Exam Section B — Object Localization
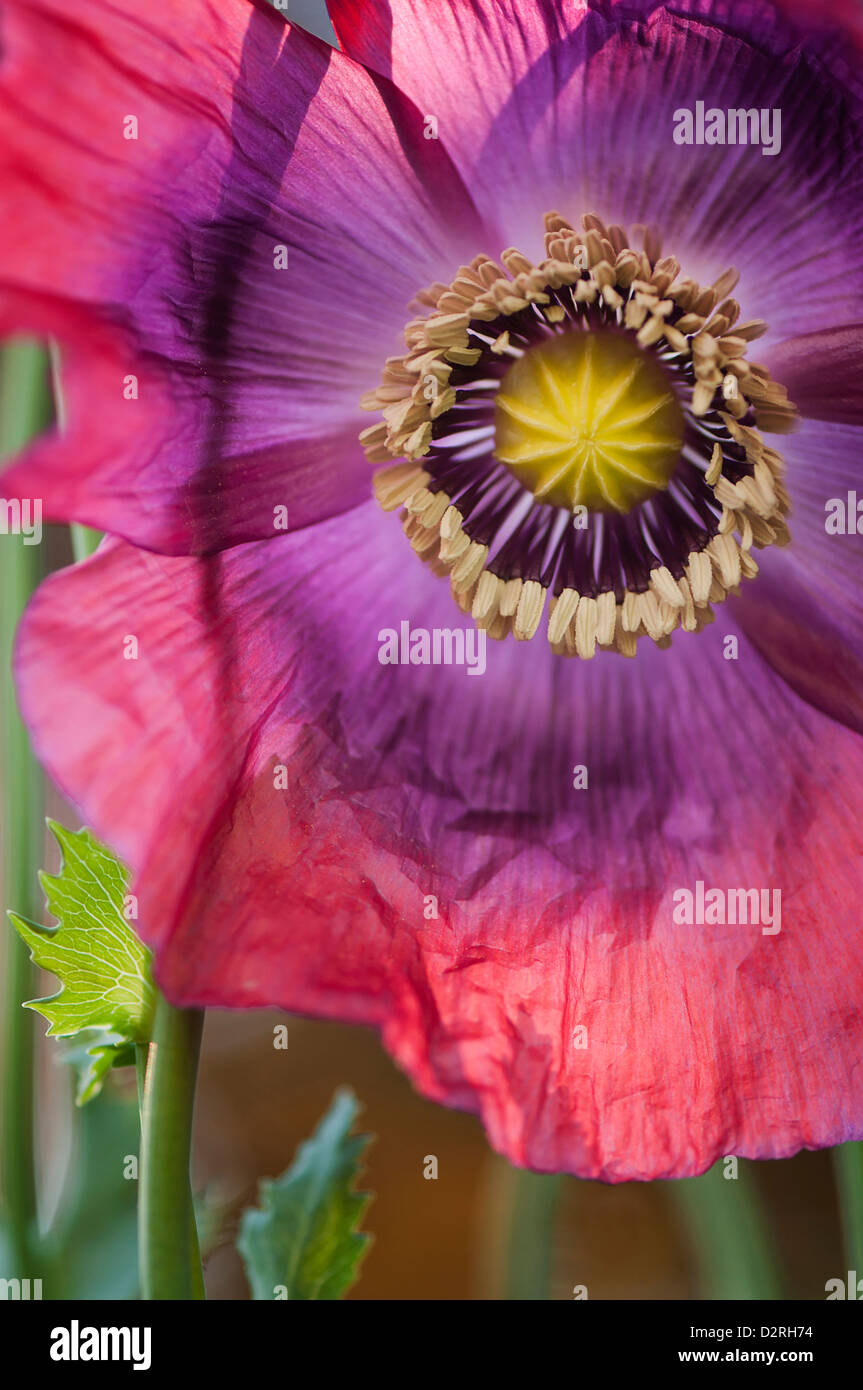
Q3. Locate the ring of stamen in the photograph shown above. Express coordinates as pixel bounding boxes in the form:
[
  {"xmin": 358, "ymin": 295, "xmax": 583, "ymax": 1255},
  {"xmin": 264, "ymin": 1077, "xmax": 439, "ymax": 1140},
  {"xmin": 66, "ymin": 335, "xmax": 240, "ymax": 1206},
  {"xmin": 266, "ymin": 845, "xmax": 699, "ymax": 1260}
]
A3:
[{"xmin": 362, "ymin": 211, "xmax": 794, "ymax": 659}]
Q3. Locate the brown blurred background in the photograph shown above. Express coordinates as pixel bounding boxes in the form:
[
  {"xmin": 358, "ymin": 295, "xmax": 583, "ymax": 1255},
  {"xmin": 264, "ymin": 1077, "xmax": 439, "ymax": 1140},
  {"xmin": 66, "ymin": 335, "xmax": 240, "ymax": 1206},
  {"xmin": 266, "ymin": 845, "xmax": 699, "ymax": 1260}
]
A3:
[{"xmin": 193, "ymin": 1006, "xmax": 843, "ymax": 1300}]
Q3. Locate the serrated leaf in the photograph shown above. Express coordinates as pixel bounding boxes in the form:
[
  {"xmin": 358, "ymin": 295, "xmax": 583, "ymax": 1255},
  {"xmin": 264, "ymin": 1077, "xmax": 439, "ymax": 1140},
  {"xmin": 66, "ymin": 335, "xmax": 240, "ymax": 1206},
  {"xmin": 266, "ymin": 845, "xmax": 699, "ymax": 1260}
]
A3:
[
  {"xmin": 8, "ymin": 823, "xmax": 154, "ymax": 1086},
  {"xmin": 238, "ymin": 1088, "xmax": 373, "ymax": 1301}
]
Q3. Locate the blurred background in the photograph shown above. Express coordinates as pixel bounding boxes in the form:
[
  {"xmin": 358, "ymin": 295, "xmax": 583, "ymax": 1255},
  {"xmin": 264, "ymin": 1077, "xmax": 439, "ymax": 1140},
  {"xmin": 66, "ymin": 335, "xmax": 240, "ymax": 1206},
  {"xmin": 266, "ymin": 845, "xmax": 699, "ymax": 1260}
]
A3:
[
  {"xmin": 0, "ymin": 0, "xmax": 859, "ymax": 1303},
  {"xmin": 1, "ymin": 873, "xmax": 853, "ymax": 1300}
]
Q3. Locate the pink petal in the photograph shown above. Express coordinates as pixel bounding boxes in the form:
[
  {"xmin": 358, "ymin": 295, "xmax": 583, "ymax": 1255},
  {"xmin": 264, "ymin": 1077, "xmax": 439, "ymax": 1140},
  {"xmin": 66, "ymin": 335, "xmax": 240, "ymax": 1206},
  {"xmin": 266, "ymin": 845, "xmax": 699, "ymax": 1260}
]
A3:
[
  {"xmin": 16, "ymin": 508, "xmax": 863, "ymax": 1178},
  {"xmin": 0, "ymin": 0, "xmax": 485, "ymax": 552}
]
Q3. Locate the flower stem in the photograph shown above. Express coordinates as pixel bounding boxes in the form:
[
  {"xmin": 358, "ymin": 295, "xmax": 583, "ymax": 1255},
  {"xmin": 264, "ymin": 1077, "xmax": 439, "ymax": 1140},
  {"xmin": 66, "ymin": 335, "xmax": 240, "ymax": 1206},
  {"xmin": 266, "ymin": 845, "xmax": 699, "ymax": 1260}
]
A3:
[
  {"xmin": 0, "ymin": 341, "xmax": 51, "ymax": 1277},
  {"xmin": 668, "ymin": 1160, "xmax": 783, "ymax": 1299},
  {"xmin": 139, "ymin": 995, "xmax": 205, "ymax": 1299},
  {"xmin": 134, "ymin": 1042, "xmax": 149, "ymax": 1112},
  {"xmin": 832, "ymin": 1142, "xmax": 863, "ymax": 1274},
  {"xmin": 502, "ymin": 1167, "xmax": 563, "ymax": 1300},
  {"xmin": 69, "ymin": 524, "xmax": 102, "ymax": 563}
]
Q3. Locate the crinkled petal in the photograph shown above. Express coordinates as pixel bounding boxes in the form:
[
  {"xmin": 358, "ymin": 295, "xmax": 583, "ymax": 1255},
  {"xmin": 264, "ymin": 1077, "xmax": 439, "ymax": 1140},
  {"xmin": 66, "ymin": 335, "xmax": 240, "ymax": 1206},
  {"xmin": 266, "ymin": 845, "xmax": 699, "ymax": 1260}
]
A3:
[
  {"xmin": 16, "ymin": 508, "xmax": 863, "ymax": 1179},
  {"xmin": 0, "ymin": 0, "xmax": 484, "ymax": 551},
  {"xmin": 329, "ymin": 0, "xmax": 863, "ymax": 351}
]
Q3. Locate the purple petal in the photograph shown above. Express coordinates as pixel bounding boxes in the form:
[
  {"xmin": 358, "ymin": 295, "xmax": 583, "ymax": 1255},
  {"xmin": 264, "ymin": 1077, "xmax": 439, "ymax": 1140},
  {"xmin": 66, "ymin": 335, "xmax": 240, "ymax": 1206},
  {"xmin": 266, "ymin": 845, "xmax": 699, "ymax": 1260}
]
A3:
[
  {"xmin": 0, "ymin": 0, "xmax": 485, "ymax": 552},
  {"xmin": 15, "ymin": 504, "xmax": 863, "ymax": 1177},
  {"xmin": 763, "ymin": 326, "xmax": 863, "ymax": 426},
  {"xmin": 736, "ymin": 414, "xmax": 863, "ymax": 728},
  {"xmin": 330, "ymin": 0, "xmax": 863, "ymax": 352}
]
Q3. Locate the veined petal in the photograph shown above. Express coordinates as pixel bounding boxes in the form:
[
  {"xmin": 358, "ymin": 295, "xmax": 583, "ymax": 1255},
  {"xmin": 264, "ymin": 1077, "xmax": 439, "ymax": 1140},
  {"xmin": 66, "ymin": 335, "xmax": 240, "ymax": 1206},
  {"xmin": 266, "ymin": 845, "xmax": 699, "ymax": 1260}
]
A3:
[
  {"xmin": 16, "ymin": 506, "xmax": 863, "ymax": 1179},
  {"xmin": 0, "ymin": 0, "xmax": 485, "ymax": 552},
  {"xmin": 763, "ymin": 326, "xmax": 863, "ymax": 427},
  {"xmin": 736, "ymin": 414, "xmax": 863, "ymax": 730},
  {"xmin": 329, "ymin": 0, "xmax": 863, "ymax": 352}
]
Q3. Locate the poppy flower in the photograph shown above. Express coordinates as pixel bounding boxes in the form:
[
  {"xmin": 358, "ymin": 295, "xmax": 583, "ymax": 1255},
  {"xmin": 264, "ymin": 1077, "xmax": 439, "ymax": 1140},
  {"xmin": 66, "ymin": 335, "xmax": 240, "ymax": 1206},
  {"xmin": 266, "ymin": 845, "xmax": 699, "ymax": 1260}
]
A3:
[{"xmin": 2, "ymin": 0, "xmax": 863, "ymax": 1181}]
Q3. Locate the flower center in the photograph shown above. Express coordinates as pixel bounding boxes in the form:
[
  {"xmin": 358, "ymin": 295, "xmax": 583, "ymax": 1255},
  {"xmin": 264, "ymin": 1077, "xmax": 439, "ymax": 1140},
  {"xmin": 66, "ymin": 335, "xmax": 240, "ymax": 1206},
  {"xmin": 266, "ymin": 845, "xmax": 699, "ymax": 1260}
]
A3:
[
  {"xmin": 494, "ymin": 330, "xmax": 685, "ymax": 512},
  {"xmin": 361, "ymin": 211, "xmax": 795, "ymax": 659}
]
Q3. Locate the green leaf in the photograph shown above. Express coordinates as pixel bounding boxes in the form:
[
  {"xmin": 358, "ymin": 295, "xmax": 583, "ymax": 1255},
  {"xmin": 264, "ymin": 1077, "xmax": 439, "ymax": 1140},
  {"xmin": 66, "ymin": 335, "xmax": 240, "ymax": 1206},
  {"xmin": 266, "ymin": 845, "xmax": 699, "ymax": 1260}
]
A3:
[
  {"xmin": 60, "ymin": 1029, "xmax": 137, "ymax": 1107},
  {"xmin": 8, "ymin": 822, "xmax": 154, "ymax": 1101},
  {"xmin": 238, "ymin": 1087, "xmax": 373, "ymax": 1301}
]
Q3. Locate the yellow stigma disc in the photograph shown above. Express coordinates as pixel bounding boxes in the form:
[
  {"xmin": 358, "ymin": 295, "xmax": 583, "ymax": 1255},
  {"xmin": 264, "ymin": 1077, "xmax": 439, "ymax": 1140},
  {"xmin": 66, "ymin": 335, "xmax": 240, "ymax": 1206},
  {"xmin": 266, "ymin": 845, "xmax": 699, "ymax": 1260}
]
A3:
[{"xmin": 494, "ymin": 330, "xmax": 685, "ymax": 512}]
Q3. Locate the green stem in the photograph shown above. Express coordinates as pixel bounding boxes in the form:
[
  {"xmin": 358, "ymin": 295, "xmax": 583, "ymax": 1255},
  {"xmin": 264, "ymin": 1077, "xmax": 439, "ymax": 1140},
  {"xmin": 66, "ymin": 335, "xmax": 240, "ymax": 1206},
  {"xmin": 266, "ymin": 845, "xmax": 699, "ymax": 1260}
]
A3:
[
  {"xmin": 139, "ymin": 996, "xmax": 205, "ymax": 1299},
  {"xmin": 52, "ymin": 350, "xmax": 100, "ymax": 567},
  {"xmin": 668, "ymin": 1160, "xmax": 783, "ymax": 1299},
  {"xmin": 134, "ymin": 1042, "xmax": 149, "ymax": 1115},
  {"xmin": 69, "ymin": 524, "xmax": 102, "ymax": 563},
  {"xmin": 0, "ymin": 341, "xmax": 51, "ymax": 1278},
  {"xmin": 832, "ymin": 1142, "xmax": 863, "ymax": 1274},
  {"xmin": 502, "ymin": 1168, "xmax": 563, "ymax": 1300}
]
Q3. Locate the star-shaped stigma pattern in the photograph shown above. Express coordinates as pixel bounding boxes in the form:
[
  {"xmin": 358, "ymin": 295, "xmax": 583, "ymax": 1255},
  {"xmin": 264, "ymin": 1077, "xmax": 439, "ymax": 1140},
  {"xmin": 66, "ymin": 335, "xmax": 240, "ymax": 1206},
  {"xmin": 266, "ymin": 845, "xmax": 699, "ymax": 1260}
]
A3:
[{"xmin": 494, "ymin": 330, "xmax": 684, "ymax": 512}]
